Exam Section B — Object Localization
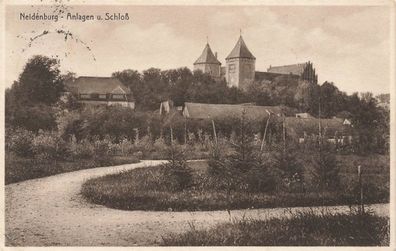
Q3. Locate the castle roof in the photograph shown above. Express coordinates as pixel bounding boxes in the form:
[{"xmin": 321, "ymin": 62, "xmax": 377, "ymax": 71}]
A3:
[
  {"xmin": 65, "ymin": 76, "xmax": 131, "ymax": 95},
  {"xmin": 194, "ymin": 43, "xmax": 221, "ymax": 65},
  {"xmin": 267, "ymin": 62, "xmax": 309, "ymax": 76},
  {"xmin": 226, "ymin": 36, "xmax": 256, "ymax": 60}
]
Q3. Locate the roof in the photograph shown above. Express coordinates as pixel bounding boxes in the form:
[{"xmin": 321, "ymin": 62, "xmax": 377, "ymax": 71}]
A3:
[
  {"xmin": 254, "ymin": 71, "xmax": 299, "ymax": 82},
  {"xmin": 285, "ymin": 117, "xmax": 352, "ymax": 137},
  {"xmin": 267, "ymin": 62, "xmax": 308, "ymax": 76},
  {"xmin": 65, "ymin": 76, "xmax": 131, "ymax": 94},
  {"xmin": 226, "ymin": 36, "xmax": 255, "ymax": 60},
  {"xmin": 194, "ymin": 43, "xmax": 221, "ymax": 65},
  {"xmin": 183, "ymin": 102, "xmax": 294, "ymax": 120}
]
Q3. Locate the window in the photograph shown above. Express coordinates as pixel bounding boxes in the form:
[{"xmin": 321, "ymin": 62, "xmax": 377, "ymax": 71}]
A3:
[
  {"xmin": 112, "ymin": 94, "xmax": 125, "ymax": 100},
  {"xmin": 91, "ymin": 93, "xmax": 99, "ymax": 99},
  {"xmin": 80, "ymin": 94, "xmax": 90, "ymax": 99},
  {"xmin": 99, "ymin": 94, "xmax": 107, "ymax": 99},
  {"xmin": 228, "ymin": 64, "xmax": 235, "ymax": 73}
]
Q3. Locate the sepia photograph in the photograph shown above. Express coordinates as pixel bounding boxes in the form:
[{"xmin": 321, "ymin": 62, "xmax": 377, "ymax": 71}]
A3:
[{"xmin": 1, "ymin": 0, "xmax": 394, "ymax": 248}]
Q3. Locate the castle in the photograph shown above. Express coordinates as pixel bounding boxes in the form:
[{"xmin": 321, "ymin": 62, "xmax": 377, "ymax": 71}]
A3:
[{"xmin": 193, "ymin": 35, "xmax": 318, "ymax": 89}]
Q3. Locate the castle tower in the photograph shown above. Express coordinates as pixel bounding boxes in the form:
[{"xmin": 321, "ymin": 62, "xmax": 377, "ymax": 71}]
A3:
[
  {"xmin": 225, "ymin": 36, "xmax": 256, "ymax": 89},
  {"xmin": 193, "ymin": 43, "xmax": 221, "ymax": 79}
]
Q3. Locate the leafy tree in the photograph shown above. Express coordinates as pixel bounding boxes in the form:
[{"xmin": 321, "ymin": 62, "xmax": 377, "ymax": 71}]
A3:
[
  {"xmin": 14, "ymin": 55, "xmax": 64, "ymax": 105},
  {"xmin": 6, "ymin": 56, "xmax": 65, "ymax": 131},
  {"xmin": 112, "ymin": 69, "xmax": 142, "ymax": 103}
]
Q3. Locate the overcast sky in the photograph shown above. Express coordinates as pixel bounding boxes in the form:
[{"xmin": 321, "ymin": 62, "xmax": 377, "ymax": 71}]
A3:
[{"xmin": 5, "ymin": 4, "xmax": 392, "ymax": 94}]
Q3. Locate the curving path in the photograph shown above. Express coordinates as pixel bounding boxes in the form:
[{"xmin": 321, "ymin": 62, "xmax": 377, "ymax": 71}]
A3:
[{"xmin": 5, "ymin": 160, "xmax": 389, "ymax": 246}]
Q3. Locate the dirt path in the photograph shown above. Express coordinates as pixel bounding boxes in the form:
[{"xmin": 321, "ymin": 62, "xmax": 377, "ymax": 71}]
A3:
[{"xmin": 5, "ymin": 160, "xmax": 389, "ymax": 246}]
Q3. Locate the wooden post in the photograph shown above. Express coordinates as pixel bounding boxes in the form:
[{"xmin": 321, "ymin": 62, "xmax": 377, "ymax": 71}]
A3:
[
  {"xmin": 260, "ymin": 111, "xmax": 271, "ymax": 152},
  {"xmin": 170, "ymin": 125, "xmax": 174, "ymax": 146},
  {"xmin": 358, "ymin": 165, "xmax": 364, "ymax": 213},
  {"xmin": 282, "ymin": 114, "xmax": 286, "ymax": 155},
  {"xmin": 184, "ymin": 118, "xmax": 187, "ymax": 144},
  {"xmin": 212, "ymin": 119, "xmax": 218, "ymax": 146}
]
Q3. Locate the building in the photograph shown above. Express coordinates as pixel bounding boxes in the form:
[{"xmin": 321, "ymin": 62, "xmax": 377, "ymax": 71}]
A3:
[
  {"xmin": 182, "ymin": 102, "xmax": 296, "ymax": 120},
  {"xmin": 193, "ymin": 43, "xmax": 221, "ymax": 80},
  {"xmin": 295, "ymin": 112, "xmax": 314, "ymax": 119},
  {"xmin": 225, "ymin": 36, "xmax": 256, "ymax": 89},
  {"xmin": 285, "ymin": 117, "xmax": 352, "ymax": 144},
  {"xmin": 267, "ymin": 61, "xmax": 318, "ymax": 84},
  {"xmin": 64, "ymin": 76, "xmax": 135, "ymax": 109},
  {"xmin": 194, "ymin": 35, "xmax": 318, "ymax": 88}
]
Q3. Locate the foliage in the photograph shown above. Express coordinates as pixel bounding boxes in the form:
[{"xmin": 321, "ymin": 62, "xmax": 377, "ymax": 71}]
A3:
[
  {"xmin": 161, "ymin": 211, "xmax": 389, "ymax": 246},
  {"xmin": 31, "ymin": 130, "xmax": 69, "ymax": 160},
  {"xmin": 5, "ymin": 152, "xmax": 139, "ymax": 184},
  {"xmin": 162, "ymin": 144, "xmax": 193, "ymax": 191},
  {"xmin": 306, "ymin": 143, "xmax": 340, "ymax": 191},
  {"xmin": 207, "ymin": 113, "xmax": 278, "ymax": 193},
  {"xmin": 6, "ymin": 128, "xmax": 35, "ymax": 157},
  {"xmin": 273, "ymin": 146, "xmax": 304, "ymax": 192},
  {"xmin": 14, "ymin": 55, "xmax": 64, "ymax": 105},
  {"xmin": 81, "ymin": 156, "xmax": 389, "ymax": 211},
  {"xmin": 5, "ymin": 55, "xmax": 65, "ymax": 131}
]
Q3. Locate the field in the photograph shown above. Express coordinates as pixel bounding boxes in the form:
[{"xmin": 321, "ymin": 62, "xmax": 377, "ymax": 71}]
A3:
[
  {"xmin": 81, "ymin": 154, "xmax": 389, "ymax": 211},
  {"xmin": 161, "ymin": 211, "xmax": 390, "ymax": 246},
  {"xmin": 5, "ymin": 152, "xmax": 139, "ymax": 184}
]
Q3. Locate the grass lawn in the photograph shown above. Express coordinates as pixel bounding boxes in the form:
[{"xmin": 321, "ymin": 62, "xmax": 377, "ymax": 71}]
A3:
[
  {"xmin": 161, "ymin": 211, "xmax": 390, "ymax": 246},
  {"xmin": 81, "ymin": 154, "xmax": 389, "ymax": 211},
  {"xmin": 5, "ymin": 152, "xmax": 140, "ymax": 184}
]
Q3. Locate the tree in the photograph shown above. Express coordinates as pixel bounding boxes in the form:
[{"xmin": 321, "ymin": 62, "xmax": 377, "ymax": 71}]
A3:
[
  {"xmin": 162, "ymin": 143, "xmax": 193, "ymax": 191},
  {"xmin": 14, "ymin": 55, "xmax": 64, "ymax": 105},
  {"xmin": 6, "ymin": 56, "xmax": 65, "ymax": 131},
  {"xmin": 112, "ymin": 69, "xmax": 142, "ymax": 103},
  {"xmin": 311, "ymin": 143, "xmax": 339, "ymax": 191}
]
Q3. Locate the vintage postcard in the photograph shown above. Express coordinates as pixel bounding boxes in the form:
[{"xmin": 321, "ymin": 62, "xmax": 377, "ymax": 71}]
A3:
[{"xmin": 1, "ymin": 0, "xmax": 394, "ymax": 249}]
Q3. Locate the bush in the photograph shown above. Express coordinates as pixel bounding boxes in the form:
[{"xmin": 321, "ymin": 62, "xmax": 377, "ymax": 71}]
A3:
[
  {"xmin": 306, "ymin": 144, "xmax": 340, "ymax": 191},
  {"xmin": 7, "ymin": 128, "xmax": 35, "ymax": 157},
  {"xmin": 162, "ymin": 145, "xmax": 193, "ymax": 191},
  {"xmin": 31, "ymin": 130, "xmax": 66, "ymax": 160},
  {"xmin": 245, "ymin": 153, "xmax": 280, "ymax": 193},
  {"xmin": 274, "ymin": 147, "xmax": 305, "ymax": 192},
  {"xmin": 118, "ymin": 138, "xmax": 135, "ymax": 155},
  {"xmin": 69, "ymin": 137, "xmax": 94, "ymax": 159},
  {"xmin": 207, "ymin": 114, "xmax": 279, "ymax": 193}
]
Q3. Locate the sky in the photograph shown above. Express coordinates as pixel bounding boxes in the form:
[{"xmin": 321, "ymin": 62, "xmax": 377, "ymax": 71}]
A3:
[{"xmin": 5, "ymin": 4, "xmax": 392, "ymax": 94}]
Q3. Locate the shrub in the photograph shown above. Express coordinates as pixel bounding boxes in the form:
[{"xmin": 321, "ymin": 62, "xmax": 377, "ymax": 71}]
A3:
[
  {"xmin": 118, "ymin": 138, "xmax": 135, "ymax": 155},
  {"xmin": 207, "ymin": 138, "xmax": 228, "ymax": 177},
  {"xmin": 7, "ymin": 128, "xmax": 35, "ymax": 157},
  {"xmin": 69, "ymin": 138, "xmax": 94, "ymax": 159},
  {"xmin": 162, "ymin": 145, "xmax": 193, "ymax": 191},
  {"xmin": 245, "ymin": 152, "xmax": 280, "ymax": 193},
  {"xmin": 92, "ymin": 137, "xmax": 112, "ymax": 164},
  {"xmin": 307, "ymin": 144, "xmax": 340, "ymax": 191},
  {"xmin": 274, "ymin": 147, "xmax": 305, "ymax": 192},
  {"xmin": 31, "ymin": 130, "xmax": 67, "ymax": 160}
]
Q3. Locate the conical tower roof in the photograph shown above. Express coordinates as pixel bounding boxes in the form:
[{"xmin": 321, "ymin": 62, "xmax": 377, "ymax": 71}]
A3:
[
  {"xmin": 226, "ymin": 36, "xmax": 255, "ymax": 60},
  {"xmin": 194, "ymin": 43, "xmax": 221, "ymax": 65}
]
